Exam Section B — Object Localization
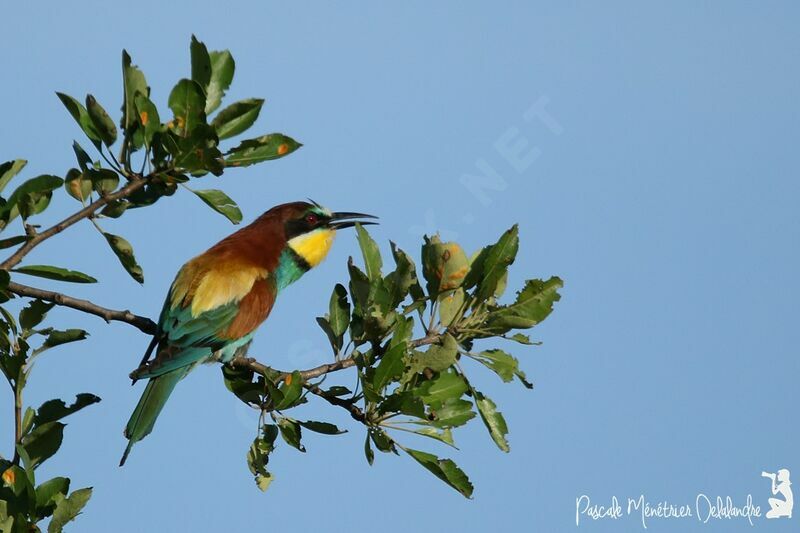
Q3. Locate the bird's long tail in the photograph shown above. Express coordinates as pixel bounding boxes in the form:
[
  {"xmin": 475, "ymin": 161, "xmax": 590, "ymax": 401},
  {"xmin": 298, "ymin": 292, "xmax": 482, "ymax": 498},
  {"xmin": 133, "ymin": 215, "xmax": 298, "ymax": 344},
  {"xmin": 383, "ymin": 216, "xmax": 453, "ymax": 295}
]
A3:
[{"xmin": 120, "ymin": 368, "xmax": 188, "ymax": 466}]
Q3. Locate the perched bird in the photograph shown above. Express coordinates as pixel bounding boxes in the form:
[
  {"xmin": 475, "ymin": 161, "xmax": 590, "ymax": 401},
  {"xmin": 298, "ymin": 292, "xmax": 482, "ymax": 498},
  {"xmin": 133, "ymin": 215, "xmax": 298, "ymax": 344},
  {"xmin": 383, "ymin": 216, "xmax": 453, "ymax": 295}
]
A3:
[{"xmin": 120, "ymin": 201, "xmax": 376, "ymax": 465}]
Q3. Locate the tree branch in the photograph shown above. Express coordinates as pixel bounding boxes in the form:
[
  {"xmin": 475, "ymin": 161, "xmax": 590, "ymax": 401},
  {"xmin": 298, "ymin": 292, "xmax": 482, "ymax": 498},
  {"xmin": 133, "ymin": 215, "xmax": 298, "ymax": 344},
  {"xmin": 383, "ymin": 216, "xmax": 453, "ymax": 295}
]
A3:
[
  {"xmin": 229, "ymin": 333, "xmax": 441, "ymax": 381},
  {"xmin": 6, "ymin": 281, "xmax": 444, "ymax": 384},
  {"xmin": 0, "ymin": 176, "xmax": 150, "ymax": 270},
  {"xmin": 304, "ymin": 382, "xmax": 367, "ymax": 423},
  {"xmin": 6, "ymin": 281, "xmax": 157, "ymax": 334}
]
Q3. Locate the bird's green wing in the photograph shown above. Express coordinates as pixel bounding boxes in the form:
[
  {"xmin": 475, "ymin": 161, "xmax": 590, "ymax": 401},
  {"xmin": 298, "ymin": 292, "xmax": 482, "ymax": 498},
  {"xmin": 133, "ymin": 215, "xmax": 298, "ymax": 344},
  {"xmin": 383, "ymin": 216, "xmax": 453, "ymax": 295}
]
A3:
[{"xmin": 133, "ymin": 300, "xmax": 240, "ymax": 379}]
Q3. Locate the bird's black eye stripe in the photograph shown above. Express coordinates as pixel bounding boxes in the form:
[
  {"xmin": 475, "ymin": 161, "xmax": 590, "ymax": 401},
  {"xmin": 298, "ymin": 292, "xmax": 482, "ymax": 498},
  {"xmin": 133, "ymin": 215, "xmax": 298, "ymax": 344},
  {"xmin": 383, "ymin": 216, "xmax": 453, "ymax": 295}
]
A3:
[{"xmin": 285, "ymin": 212, "xmax": 330, "ymax": 239}]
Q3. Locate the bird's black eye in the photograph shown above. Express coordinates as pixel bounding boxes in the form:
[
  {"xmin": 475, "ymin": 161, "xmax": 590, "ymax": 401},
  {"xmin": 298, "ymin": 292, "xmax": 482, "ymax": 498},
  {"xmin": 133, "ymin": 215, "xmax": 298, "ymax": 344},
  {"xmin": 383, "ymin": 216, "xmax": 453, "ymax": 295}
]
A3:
[{"xmin": 305, "ymin": 213, "xmax": 318, "ymax": 225}]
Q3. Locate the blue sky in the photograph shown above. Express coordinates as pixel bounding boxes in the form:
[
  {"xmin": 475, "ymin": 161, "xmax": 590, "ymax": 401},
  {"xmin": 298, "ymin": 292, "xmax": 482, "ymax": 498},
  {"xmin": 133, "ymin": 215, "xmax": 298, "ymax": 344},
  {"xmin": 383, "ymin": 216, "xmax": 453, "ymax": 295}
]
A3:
[{"xmin": 1, "ymin": 2, "xmax": 798, "ymax": 532}]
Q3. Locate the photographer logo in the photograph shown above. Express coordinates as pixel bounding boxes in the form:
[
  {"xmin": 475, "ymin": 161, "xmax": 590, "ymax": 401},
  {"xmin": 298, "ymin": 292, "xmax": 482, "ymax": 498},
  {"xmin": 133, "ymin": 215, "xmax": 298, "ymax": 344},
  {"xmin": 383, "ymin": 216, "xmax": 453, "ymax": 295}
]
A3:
[
  {"xmin": 762, "ymin": 468, "xmax": 793, "ymax": 519},
  {"xmin": 575, "ymin": 468, "xmax": 793, "ymax": 528}
]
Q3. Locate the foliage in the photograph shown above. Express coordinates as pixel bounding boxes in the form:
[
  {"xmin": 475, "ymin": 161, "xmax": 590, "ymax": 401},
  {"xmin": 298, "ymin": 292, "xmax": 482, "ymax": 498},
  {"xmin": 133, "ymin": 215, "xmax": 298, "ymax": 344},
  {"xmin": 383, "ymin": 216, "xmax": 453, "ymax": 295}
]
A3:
[
  {"xmin": 1, "ymin": 35, "xmax": 297, "ymax": 531},
  {"xmin": 0, "ymin": 35, "xmax": 562, "ymax": 530},
  {"xmin": 1, "ymin": 299, "xmax": 97, "ymax": 532},
  {"xmin": 229, "ymin": 225, "xmax": 561, "ymax": 498}
]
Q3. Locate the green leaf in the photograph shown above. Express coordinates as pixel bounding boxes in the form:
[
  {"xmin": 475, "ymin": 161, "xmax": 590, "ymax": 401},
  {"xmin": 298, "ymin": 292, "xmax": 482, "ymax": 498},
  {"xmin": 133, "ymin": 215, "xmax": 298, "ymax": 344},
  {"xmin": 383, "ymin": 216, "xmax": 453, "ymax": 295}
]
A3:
[
  {"xmin": 355, "ymin": 223, "xmax": 382, "ymax": 280},
  {"xmin": 255, "ymin": 472, "xmax": 274, "ymax": 492},
  {"xmin": 225, "ymin": 134, "xmax": 301, "ymax": 167},
  {"xmin": 0, "ymin": 304, "xmax": 17, "ymax": 334},
  {"xmin": 274, "ymin": 371, "xmax": 303, "ymax": 410},
  {"xmin": 1, "ymin": 464, "xmax": 35, "ymax": 503},
  {"xmin": 328, "ymin": 283, "xmax": 350, "ymax": 340},
  {"xmin": 347, "ymin": 258, "xmax": 371, "ymax": 314},
  {"xmin": 21, "ymin": 407, "xmax": 35, "ymax": 437},
  {"xmin": 0, "ymin": 273, "xmax": 9, "ymax": 303},
  {"xmin": 64, "ymin": 168, "xmax": 92, "ymax": 202},
  {"xmin": 190, "ymin": 189, "xmax": 242, "ymax": 224},
  {"xmin": 315, "ymin": 316, "xmax": 339, "ymax": 354},
  {"xmin": 386, "ymin": 242, "xmax": 421, "ymax": 307},
  {"xmin": 133, "ymin": 93, "xmax": 161, "ymax": 147},
  {"xmin": 85, "ymin": 95, "xmax": 117, "ymax": 146},
  {"xmin": 373, "ymin": 341, "xmax": 407, "ymax": 390},
  {"xmin": 19, "ymin": 299, "xmax": 55, "ymax": 330},
  {"xmin": 0, "ymin": 175, "xmax": 64, "ymax": 224},
  {"xmin": 378, "ymin": 390, "xmax": 425, "ymax": 419},
  {"xmin": 120, "ymin": 51, "xmax": 148, "ymax": 139},
  {"xmin": 474, "ymin": 391, "xmax": 510, "ymax": 452},
  {"xmin": 429, "ymin": 398, "xmax": 476, "ymax": 428},
  {"xmin": 471, "ymin": 349, "xmax": 533, "ymax": 389},
  {"xmin": 39, "ymin": 329, "xmax": 89, "ymax": 352},
  {"xmin": 211, "ymin": 98, "xmax": 264, "ymax": 140},
  {"xmin": 47, "ymin": 487, "xmax": 91, "ymax": 533},
  {"xmin": 414, "ymin": 371, "xmax": 468, "ymax": 404},
  {"xmin": 55, "ymin": 93, "xmax": 101, "ymax": 148},
  {"xmin": 100, "ymin": 200, "xmax": 128, "ymax": 218},
  {"xmin": 277, "ymin": 418, "xmax": 305, "ymax": 452},
  {"xmin": 13, "ymin": 265, "xmax": 97, "ymax": 284},
  {"xmin": 0, "ymin": 347, "xmax": 25, "ymax": 381},
  {"xmin": 20, "ymin": 421, "xmax": 64, "ymax": 469},
  {"xmin": 16, "ymin": 439, "xmax": 36, "ymax": 481},
  {"xmin": 403, "ymin": 448, "xmax": 473, "ymax": 498},
  {"xmin": 422, "ymin": 236, "xmax": 470, "ymax": 295},
  {"xmin": 88, "ymin": 168, "xmax": 119, "ymax": 195},
  {"xmin": 103, "ymin": 232, "xmax": 144, "ymax": 283},
  {"xmin": 494, "ymin": 270, "xmax": 509, "ymax": 299},
  {"xmin": 390, "ymin": 316, "xmax": 414, "ymax": 348},
  {"xmin": 508, "ymin": 333, "xmax": 535, "ymax": 345},
  {"xmin": 247, "ymin": 424, "xmax": 278, "ymax": 492},
  {"xmin": 0, "ymin": 159, "xmax": 27, "ymax": 193},
  {"xmin": 35, "ymin": 477, "xmax": 70, "ymax": 519},
  {"xmin": 166, "ymin": 124, "xmax": 224, "ymax": 176},
  {"xmin": 412, "ymin": 426, "xmax": 456, "ymax": 447},
  {"xmin": 71, "ymin": 142, "xmax": 92, "ymax": 171},
  {"xmin": 168, "ymin": 79, "xmax": 207, "ymax": 137},
  {"xmin": 438, "ymin": 288, "xmax": 465, "ymax": 326},
  {"xmin": 485, "ymin": 277, "xmax": 563, "ymax": 333},
  {"xmin": 297, "ymin": 420, "xmax": 347, "ymax": 435},
  {"xmin": 369, "ymin": 427, "xmax": 396, "ymax": 453},
  {"xmin": 411, "ymin": 334, "xmax": 459, "ymax": 374},
  {"xmin": 321, "ymin": 385, "xmax": 351, "ymax": 397},
  {"xmin": 364, "ymin": 433, "xmax": 374, "ymax": 465},
  {"xmin": 34, "ymin": 394, "xmax": 101, "ymax": 426},
  {"xmin": 190, "ymin": 35, "xmax": 212, "ymax": 89},
  {"xmin": 206, "ymin": 49, "xmax": 235, "ymax": 114},
  {"xmin": 222, "ymin": 365, "xmax": 263, "ymax": 405},
  {"xmin": 473, "ymin": 225, "xmax": 519, "ymax": 301}
]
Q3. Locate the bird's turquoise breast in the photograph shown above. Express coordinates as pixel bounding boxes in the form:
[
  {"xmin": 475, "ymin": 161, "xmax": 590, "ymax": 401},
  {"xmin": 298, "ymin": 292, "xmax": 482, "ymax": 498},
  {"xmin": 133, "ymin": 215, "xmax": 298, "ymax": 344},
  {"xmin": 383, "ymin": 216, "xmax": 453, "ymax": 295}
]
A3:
[{"xmin": 274, "ymin": 248, "xmax": 309, "ymax": 291}]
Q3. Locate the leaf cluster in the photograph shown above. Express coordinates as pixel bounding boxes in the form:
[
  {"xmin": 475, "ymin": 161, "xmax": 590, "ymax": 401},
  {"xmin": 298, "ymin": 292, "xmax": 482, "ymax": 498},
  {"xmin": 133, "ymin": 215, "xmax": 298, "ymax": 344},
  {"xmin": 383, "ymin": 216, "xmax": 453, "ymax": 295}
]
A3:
[
  {"xmin": 226, "ymin": 225, "xmax": 562, "ymax": 497},
  {"xmin": 1, "ymin": 35, "xmax": 303, "ymax": 530},
  {"xmin": 1, "ymin": 302, "xmax": 96, "ymax": 532},
  {"xmin": 0, "ymin": 35, "xmax": 299, "ymax": 288}
]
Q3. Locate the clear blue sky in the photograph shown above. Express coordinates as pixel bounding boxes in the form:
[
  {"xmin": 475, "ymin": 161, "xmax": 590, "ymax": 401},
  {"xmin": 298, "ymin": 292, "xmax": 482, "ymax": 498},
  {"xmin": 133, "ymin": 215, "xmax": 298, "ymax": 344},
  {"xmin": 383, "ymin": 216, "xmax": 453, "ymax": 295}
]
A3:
[{"xmin": 1, "ymin": 2, "xmax": 798, "ymax": 532}]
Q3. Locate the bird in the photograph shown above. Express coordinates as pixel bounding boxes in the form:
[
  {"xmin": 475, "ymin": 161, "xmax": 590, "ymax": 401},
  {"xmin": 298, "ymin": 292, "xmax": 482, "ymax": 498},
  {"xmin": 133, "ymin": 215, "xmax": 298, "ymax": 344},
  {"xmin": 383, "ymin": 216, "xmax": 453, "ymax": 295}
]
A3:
[{"xmin": 120, "ymin": 200, "xmax": 376, "ymax": 466}]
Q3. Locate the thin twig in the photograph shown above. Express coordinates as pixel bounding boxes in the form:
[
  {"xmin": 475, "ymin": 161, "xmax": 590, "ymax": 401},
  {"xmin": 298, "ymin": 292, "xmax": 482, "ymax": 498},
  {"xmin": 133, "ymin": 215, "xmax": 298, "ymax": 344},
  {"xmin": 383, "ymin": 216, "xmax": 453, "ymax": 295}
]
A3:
[
  {"xmin": 0, "ymin": 176, "xmax": 149, "ymax": 270},
  {"xmin": 230, "ymin": 332, "xmax": 441, "ymax": 381},
  {"xmin": 13, "ymin": 382, "xmax": 22, "ymax": 465},
  {"xmin": 304, "ymin": 383, "xmax": 368, "ymax": 423}
]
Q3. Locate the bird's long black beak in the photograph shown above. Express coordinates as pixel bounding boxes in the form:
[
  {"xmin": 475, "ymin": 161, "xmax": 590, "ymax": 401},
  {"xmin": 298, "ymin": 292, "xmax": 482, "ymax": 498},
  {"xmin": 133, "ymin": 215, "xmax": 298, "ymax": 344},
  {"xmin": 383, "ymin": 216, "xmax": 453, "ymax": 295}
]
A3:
[{"xmin": 329, "ymin": 211, "xmax": 379, "ymax": 230}]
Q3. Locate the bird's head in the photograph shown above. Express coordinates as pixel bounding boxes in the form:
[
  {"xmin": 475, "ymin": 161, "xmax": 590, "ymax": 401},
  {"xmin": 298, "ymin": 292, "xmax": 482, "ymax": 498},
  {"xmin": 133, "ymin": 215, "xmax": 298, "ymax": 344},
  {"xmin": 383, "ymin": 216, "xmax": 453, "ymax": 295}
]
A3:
[{"xmin": 278, "ymin": 200, "xmax": 377, "ymax": 269}]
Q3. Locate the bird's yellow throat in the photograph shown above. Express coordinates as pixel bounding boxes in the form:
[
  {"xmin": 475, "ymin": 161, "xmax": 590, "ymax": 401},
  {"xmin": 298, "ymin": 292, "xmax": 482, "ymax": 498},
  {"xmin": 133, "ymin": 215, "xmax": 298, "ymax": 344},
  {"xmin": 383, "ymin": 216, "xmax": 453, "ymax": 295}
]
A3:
[{"xmin": 288, "ymin": 228, "xmax": 336, "ymax": 268}]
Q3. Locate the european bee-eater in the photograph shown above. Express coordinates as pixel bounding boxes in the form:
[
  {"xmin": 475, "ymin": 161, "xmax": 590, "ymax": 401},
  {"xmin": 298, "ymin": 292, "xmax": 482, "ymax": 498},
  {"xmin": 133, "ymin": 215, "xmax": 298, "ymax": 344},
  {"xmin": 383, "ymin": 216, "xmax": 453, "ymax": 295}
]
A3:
[{"xmin": 120, "ymin": 201, "xmax": 376, "ymax": 465}]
